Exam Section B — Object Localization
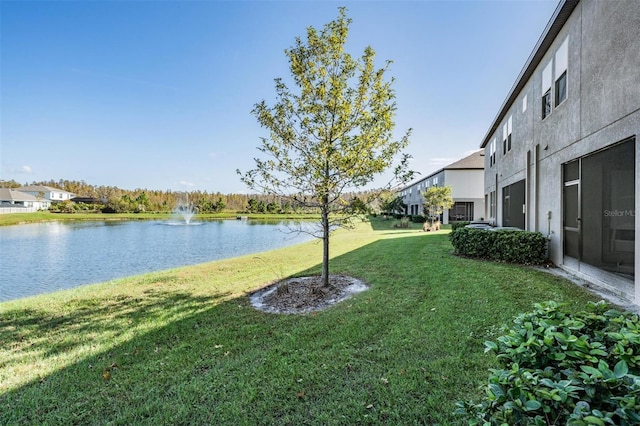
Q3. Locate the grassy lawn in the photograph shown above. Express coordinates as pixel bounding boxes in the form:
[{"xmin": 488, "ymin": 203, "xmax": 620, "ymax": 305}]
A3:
[{"xmin": 0, "ymin": 218, "xmax": 598, "ymax": 425}]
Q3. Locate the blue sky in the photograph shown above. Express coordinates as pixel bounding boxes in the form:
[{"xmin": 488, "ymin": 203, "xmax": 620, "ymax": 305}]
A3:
[{"xmin": 1, "ymin": 0, "xmax": 557, "ymax": 193}]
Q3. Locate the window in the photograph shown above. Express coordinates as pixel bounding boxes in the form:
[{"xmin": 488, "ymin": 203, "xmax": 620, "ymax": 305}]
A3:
[
  {"xmin": 502, "ymin": 116, "xmax": 512, "ymax": 155},
  {"xmin": 502, "ymin": 123, "xmax": 508, "ymax": 155},
  {"xmin": 507, "ymin": 116, "xmax": 512, "ymax": 151},
  {"xmin": 489, "ymin": 138, "xmax": 497, "ymax": 167},
  {"xmin": 542, "ymin": 91, "xmax": 552, "ymax": 119},
  {"xmin": 542, "ymin": 36, "xmax": 569, "ymax": 118},
  {"xmin": 449, "ymin": 202, "xmax": 474, "ymax": 222},
  {"xmin": 489, "ymin": 190, "xmax": 496, "ymax": 220},
  {"xmin": 541, "ymin": 61, "xmax": 552, "ymax": 119},
  {"xmin": 433, "ymin": 177, "xmax": 438, "ymax": 186},
  {"xmin": 522, "ymin": 94, "xmax": 528, "ymax": 113},
  {"xmin": 554, "ymin": 38, "xmax": 568, "ymax": 106},
  {"xmin": 555, "ymin": 71, "xmax": 567, "ymax": 106}
]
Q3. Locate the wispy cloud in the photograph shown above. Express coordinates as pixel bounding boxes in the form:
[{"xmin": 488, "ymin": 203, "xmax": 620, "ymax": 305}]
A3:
[
  {"xmin": 179, "ymin": 180, "xmax": 196, "ymax": 187},
  {"xmin": 12, "ymin": 165, "xmax": 32, "ymax": 174}
]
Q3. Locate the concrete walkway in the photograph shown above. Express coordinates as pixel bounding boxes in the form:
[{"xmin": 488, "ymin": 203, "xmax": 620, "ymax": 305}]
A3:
[{"xmin": 533, "ymin": 266, "xmax": 639, "ymax": 314}]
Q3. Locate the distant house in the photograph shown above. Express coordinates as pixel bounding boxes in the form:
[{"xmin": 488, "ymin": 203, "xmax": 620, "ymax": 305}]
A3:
[
  {"xmin": 0, "ymin": 188, "xmax": 51, "ymax": 213},
  {"xmin": 398, "ymin": 150, "xmax": 485, "ymax": 224},
  {"xmin": 17, "ymin": 185, "xmax": 76, "ymax": 203}
]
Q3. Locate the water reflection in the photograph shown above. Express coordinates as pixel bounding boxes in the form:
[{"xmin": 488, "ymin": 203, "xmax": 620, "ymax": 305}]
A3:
[{"xmin": 0, "ymin": 219, "xmax": 315, "ymax": 302}]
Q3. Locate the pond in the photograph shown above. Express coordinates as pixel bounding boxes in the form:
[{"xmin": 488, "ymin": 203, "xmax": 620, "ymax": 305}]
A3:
[{"xmin": 0, "ymin": 219, "xmax": 317, "ymax": 302}]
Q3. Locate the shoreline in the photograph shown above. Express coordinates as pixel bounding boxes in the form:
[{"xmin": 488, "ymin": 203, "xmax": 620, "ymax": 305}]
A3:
[
  {"xmin": 0, "ymin": 219, "xmax": 327, "ymax": 305},
  {"xmin": 0, "ymin": 211, "xmax": 321, "ymax": 227}
]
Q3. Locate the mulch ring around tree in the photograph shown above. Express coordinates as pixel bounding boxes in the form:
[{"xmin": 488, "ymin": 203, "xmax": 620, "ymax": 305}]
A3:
[{"xmin": 249, "ymin": 275, "xmax": 369, "ymax": 314}]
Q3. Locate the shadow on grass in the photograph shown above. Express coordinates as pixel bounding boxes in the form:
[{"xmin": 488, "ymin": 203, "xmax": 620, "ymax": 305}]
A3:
[
  {"xmin": 1, "ymin": 287, "xmax": 230, "ymax": 361},
  {"xmin": 0, "ymin": 233, "xmax": 599, "ymax": 425},
  {"xmin": 365, "ymin": 216, "xmax": 426, "ymax": 233}
]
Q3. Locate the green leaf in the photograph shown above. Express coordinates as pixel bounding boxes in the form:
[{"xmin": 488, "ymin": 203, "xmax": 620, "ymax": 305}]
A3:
[
  {"xmin": 580, "ymin": 365, "xmax": 601, "ymax": 376},
  {"xmin": 549, "ymin": 352, "xmax": 567, "ymax": 360},
  {"xmin": 613, "ymin": 359, "xmax": 629, "ymax": 378},
  {"xmin": 484, "ymin": 341, "xmax": 498, "ymax": 353},
  {"xmin": 488, "ymin": 383, "xmax": 504, "ymax": 399},
  {"xmin": 524, "ymin": 400, "xmax": 542, "ymax": 411},
  {"xmin": 598, "ymin": 360, "xmax": 615, "ymax": 379},
  {"xmin": 582, "ymin": 416, "xmax": 605, "ymax": 426}
]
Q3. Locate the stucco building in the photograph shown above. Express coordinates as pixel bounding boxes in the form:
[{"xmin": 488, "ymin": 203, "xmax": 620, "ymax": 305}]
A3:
[
  {"xmin": 480, "ymin": 0, "xmax": 639, "ymax": 302},
  {"xmin": 399, "ymin": 150, "xmax": 485, "ymax": 224}
]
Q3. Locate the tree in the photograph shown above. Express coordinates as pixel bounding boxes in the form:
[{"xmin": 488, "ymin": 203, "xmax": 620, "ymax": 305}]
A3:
[
  {"xmin": 422, "ymin": 186, "xmax": 454, "ymax": 227},
  {"xmin": 381, "ymin": 194, "xmax": 406, "ymax": 217},
  {"xmin": 238, "ymin": 8, "xmax": 412, "ymax": 287}
]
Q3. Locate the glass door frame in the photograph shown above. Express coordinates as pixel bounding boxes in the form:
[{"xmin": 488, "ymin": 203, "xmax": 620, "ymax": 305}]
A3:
[{"xmin": 563, "ymin": 167, "xmax": 581, "ymax": 268}]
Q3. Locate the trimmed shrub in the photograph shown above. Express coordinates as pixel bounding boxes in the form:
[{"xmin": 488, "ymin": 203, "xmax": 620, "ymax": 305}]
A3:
[
  {"xmin": 411, "ymin": 215, "xmax": 427, "ymax": 223},
  {"xmin": 450, "ymin": 227, "xmax": 496, "ymax": 258},
  {"xmin": 456, "ymin": 301, "xmax": 640, "ymax": 425},
  {"xmin": 491, "ymin": 230, "xmax": 547, "ymax": 264},
  {"xmin": 451, "ymin": 221, "xmax": 471, "ymax": 231},
  {"xmin": 449, "ymin": 227, "xmax": 547, "ymax": 264}
]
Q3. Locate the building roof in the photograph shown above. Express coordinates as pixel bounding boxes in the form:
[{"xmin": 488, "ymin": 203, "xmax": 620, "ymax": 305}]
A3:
[
  {"xmin": 400, "ymin": 149, "xmax": 484, "ymax": 190},
  {"xmin": 442, "ymin": 149, "xmax": 484, "ymax": 170},
  {"xmin": 18, "ymin": 185, "xmax": 75, "ymax": 196},
  {"xmin": 480, "ymin": 0, "xmax": 580, "ymax": 148},
  {"xmin": 0, "ymin": 188, "xmax": 40, "ymax": 202}
]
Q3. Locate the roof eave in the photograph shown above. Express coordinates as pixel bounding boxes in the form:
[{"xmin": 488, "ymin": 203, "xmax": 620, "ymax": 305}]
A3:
[{"xmin": 480, "ymin": 0, "xmax": 580, "ymax": 149}]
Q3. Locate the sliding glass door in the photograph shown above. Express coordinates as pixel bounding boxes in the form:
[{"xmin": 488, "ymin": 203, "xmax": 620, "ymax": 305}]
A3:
[{"xmin": 562, "ymin": 138, "xmax": 635, "ymax": 280}]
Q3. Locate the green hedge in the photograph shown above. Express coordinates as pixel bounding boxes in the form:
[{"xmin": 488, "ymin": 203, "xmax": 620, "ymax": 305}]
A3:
[
  {"xmin": 456, "ymin": 301, "xmax": 640, "ymax": 425},
  {"xmin": 451, "ymin": 221, "xmax": 471, "ymax": 231},
  {"xmin": 449, "ymin": 227, "xmax": 547, "ymax": 264},
  {"xmin": 411, "ymin": 215, "xmax": 427, "ymax": 223}
]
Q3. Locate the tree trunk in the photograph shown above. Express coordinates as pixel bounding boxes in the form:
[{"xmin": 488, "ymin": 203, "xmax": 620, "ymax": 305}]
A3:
[
  {"xmin": 321, "ymin": 156, "xmax": 331, "ymax": 288},
  {"xmin": 321, "ymin": 206, "xmax": 330, "ymax": 287}
]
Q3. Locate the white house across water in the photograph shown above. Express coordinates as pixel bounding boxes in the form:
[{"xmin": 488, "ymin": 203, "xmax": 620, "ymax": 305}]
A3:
[{"xmin": 0, "ymin": 185, "xmax": 75, "ymax": 214}]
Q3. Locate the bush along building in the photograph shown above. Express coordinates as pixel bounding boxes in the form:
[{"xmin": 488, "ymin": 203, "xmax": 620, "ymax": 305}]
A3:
[
  {"xmin": 480, "ymin": 0, "xmax": 638, "ymax": 303},
  {"xmin": 398, "ymin": 150, "xmax": 484, "ymax": 224}
]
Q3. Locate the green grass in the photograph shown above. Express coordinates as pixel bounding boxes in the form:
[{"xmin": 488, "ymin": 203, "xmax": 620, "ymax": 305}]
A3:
[{"xmin": 0, "ymin": 218, "xmax": 598, "ymax": 425}]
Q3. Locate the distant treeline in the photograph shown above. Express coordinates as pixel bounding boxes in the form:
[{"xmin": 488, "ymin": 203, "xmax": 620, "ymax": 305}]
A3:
[{"xmin": 1, "ymin": 179, "xmax": 387, "ymax": 214}]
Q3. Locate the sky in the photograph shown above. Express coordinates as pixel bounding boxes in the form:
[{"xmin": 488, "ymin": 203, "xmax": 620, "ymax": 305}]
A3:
[{"xmin": 1, "ymin": 0, "xmax": 558, "ymax": 194}]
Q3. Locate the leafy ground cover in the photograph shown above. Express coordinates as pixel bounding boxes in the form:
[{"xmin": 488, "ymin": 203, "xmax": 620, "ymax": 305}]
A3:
[{"xmin": 0, "ymin": 218, "xmax": 598, "ymax": 425}]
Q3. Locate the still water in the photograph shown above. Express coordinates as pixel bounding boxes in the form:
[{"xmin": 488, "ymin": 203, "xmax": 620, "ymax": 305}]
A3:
[{"xmin": 0, "ymin": 219, "xmax": 316, "ymax": 302}]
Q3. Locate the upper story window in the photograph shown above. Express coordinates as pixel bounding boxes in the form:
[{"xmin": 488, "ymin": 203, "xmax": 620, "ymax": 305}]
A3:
[
  {"xmin": 433, "ymin": 176, "xmax": 439, "ymax": 186},
  {"xmin": 542, "ymin": 61, "xmax": 553, "ymax": 119},
  {"xmin": 502, "ymin": 115, "xmax": 512, "ymax": 155},
  {"xmin": 522, "ymin": 94, "xmax": 528, "ymax": 113},
  {"xmin": 554, "ymin": 38, "xmax": 568, "ymax": 106},
  {"xmin": 541, "ymin": 36, "xmax": 569, "ymax": 119},
  {"xmin": 489, "ymin": 138, "xmax": 497, "ymax": 167}
]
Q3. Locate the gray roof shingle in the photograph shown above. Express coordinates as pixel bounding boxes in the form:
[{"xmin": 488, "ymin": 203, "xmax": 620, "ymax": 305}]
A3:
[{"xmin": 0, "ymin": 188, "xmax": 41, "ymax": 202}]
